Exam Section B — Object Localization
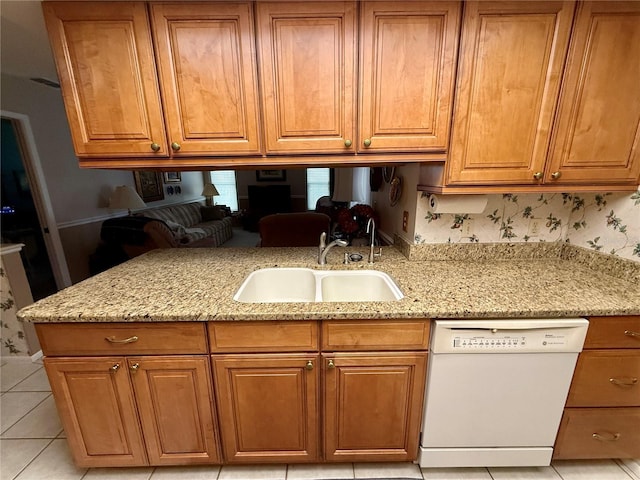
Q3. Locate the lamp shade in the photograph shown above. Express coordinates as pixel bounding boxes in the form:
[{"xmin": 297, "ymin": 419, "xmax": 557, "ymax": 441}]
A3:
[
  {"xmin": 201, "ymin": 183, "xmax": 220, "ymax": 196},
  {"xmin": 108, "ymin": 185, "xmax": 146, "ymax": 212}
]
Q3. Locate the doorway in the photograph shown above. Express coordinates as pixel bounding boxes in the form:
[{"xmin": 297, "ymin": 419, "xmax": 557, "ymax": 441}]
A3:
[{"xmin": 1, "ymin": 116, "xmax": 67, "ymax": 300}]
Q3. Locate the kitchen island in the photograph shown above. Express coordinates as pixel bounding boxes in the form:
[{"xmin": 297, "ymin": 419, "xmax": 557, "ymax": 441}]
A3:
[{"xmin": 17, "ymin": 243, "xmax": 640, "ymax": 468}]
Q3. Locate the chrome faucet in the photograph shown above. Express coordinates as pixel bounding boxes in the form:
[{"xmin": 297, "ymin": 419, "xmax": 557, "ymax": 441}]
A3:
[
  {"xmin": 366, "ymin": 218, "xmax": 381, "ymax": 263},
  {"xmin": 318, "ymin": 232, "xmax": 348, "ymax": 265}
]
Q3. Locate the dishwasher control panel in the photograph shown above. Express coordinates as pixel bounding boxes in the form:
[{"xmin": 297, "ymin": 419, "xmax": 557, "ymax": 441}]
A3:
[
  {"xmin": 452, "ymin": 331, "xmax": 570, "ymax": 350},
  {"xmin": 431, "ymin": 319, "xmax": 589, "ymax": 354}
]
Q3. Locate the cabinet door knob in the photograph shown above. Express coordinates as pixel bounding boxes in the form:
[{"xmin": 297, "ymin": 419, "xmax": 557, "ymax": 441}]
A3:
[
  {"xmin": 327, "ymin": 359, "xmax": 335, "ymax": 369},
  {"xmin": 550, "ymin": 171, "xmax": 561, "ymax": 179},
  {"xmin": 344, "ymin": 139, "xmax": 352, "ymax": 147},
  {"xmin": 150, "ymin": 143, "xmax": 161, "ymax": 152},
  {"xmin": 363, "ymin": 138, "xmax": 371, "ymax": 147},
  {"xmin": 110, "ymin": 363, "xmax": 120, "ymax": 372},
  {"xmin": 305, "ymin": 360, "xmax": 314, "ymax": 371},
  {"xmin": 609, "ymin": 377, "xmax": 638, "ymax": 387},
  {"xmin": 533, "ymin": 172, "xmax": 543, "ymax": 180},
  {"xmin": 130, "ymin": 363, "xmax": 140, "ymax": 372},
  {"xmin": 592, "ymin": 432, "xmax": 621, "ymax": 442},
  {"xmin": 171, "ymin": 142, "xmax": 181, "ymax": 151}
]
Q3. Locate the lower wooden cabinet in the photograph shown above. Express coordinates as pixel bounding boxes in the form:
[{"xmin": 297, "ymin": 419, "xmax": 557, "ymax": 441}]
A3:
[
  {"xmin": 323, "ymin": 353, "xmax": 427, "ymax": 462},
  {"xmin": 128, "ymin": 357, "xmax": 220, "ymax": 465},
  {"xmin": 45, "ymin": 357, "xmax": 148, "ymax": 467},
  {"xmin": 212, "ymin": 354, "xmax": 320, "ymax": 463},
  {"xmin": 554, "ymin": 408, "xmax": 640, "ymax": 459},
  {"xmin": 45, "ymin": 356, "xmax": 220, "ymax": 467},
  {"xmin": 554, "ymin": 316, "xmax": 640, "ymax": 460},
  {"xmin": 40, "ymin": 319, "xmax": 431, "ymax": 466}
]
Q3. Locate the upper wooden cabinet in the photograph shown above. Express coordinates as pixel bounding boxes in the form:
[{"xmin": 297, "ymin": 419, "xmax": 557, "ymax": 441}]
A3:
[
  {"xmin": 545, "ymin": 1, "xmax": 640, "ymax": 186},
  {"xmin": 438, "ymin": 0, "xmax": 640, "ymax": 192},
  {"xmin": 150, "ymin": 3, "xmax": 262, "ymax": 156},
  {"xmin": 358, "ymin": 2, "xmax": 461, "ymax": 153},
  {"xmin": 43, "ymin": 2, "xmax": 168, "ymax": 158},
  {"xmin": 255, "ymin": 2, "xmax": 357, "ymax": 154},
  {"xmin": 446, "ymin": 1, "xmax": 575, "ymax": 186}
]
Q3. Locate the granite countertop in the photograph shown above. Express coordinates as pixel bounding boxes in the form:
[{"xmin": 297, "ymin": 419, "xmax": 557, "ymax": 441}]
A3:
[{"xmin": 18, "ymin": 243, "xmax": 640, "ymax": 323}]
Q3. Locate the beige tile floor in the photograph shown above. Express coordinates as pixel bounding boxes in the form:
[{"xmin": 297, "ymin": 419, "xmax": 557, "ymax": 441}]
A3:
[{"xmin": 2, "ymin": 357, "xmax": 639, "ymax": 480}]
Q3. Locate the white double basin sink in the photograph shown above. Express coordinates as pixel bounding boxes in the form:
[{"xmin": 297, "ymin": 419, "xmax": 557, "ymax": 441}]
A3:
[{"xmin": 234, "ymin": 268, "xmax": 404, "ymax": 303}]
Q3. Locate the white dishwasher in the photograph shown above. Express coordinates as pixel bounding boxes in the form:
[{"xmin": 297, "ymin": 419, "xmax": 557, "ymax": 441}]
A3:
[{"xmin": 419, "ymin": 318, "xmax": 588, "ymax": 468}]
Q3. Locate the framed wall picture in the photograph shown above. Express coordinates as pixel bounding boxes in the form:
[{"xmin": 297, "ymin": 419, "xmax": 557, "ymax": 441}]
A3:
[
  {"xmin": 256, "ymin": 169, "xmax": 286, "ymax": 182},
  {"xmin": 133, "ymin": 171, "xmax": 165, "ymax": 202},
  {"xmin": 163, "ymin": 172, "xmax": 181, "ymax": 183}
]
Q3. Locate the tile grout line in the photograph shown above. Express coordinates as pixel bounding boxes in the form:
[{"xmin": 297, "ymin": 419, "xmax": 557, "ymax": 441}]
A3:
[
  {"xmin": 550, "ymin": 463, "xmax": 566, "ymax": 480},
  {"xmin": 8, "ymin": 366, "xmax": 45, "ymax": 392},
  {"xmin": 0, "ymin": 392, "xmax": 52, "ymax": 436},
  {"xmin": 617, "ymin": 459, "xmax": 640, "ymax": 480},
  {"xmin": 1, "ymin": 365, "xmax": 45, "ymax": 394},
  {"xmin": 9, "ymin": 437, "xmax": 55, "ymax": 480}
]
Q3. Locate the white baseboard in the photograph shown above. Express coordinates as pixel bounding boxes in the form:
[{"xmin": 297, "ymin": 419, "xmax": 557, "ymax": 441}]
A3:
[{"xmin": 31, "ymin": 350, "xmax": 43, "ymax": 362}]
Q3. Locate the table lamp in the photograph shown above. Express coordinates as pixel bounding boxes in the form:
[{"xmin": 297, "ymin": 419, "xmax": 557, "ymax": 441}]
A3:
[
  {"xmin": 108, "ymin": 185, "xmax": 146, "ymax": 215},
  {"xmin": 202, "ymin": 183, "xmax": 220, "ymax": 206}
]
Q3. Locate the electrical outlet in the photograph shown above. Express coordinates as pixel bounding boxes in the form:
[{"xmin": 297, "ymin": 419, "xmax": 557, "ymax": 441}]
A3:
[
  {"xmin": 402, "ymin": 211, "xmax": 409, "ymax": 232},
  {"xmin": 528, "ymin": 218, "xmax": 541, "ymax": 236},
  {"xmin": 462, "ymin": 218, "xmax": 474, "ymax": 237}
]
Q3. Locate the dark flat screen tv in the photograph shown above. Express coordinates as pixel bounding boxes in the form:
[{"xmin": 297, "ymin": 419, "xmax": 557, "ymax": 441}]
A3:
[{"xmin": 247, "ymin": 185, "xmax": 292, "ymax": 215}]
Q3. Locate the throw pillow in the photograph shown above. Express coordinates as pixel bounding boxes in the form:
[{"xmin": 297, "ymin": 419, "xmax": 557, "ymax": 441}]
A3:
[{"xmin": 201, "ymin": 205, "xmax": 225, "ymax": 221}]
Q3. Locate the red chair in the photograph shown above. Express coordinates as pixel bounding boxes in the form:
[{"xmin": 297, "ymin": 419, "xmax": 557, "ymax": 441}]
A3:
[{"xmin": 258, "ymin": 212, "xmax": 331, "ymax": 247}]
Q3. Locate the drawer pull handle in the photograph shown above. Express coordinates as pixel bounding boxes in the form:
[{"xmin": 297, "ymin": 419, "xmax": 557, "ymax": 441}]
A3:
[
  {"xmin": 609, "ymin": 377, "xmax": 638, "ymax": 387},
  {"xmin": 625, "ymin": 330, "xmax": 639, "ymax": 338},
  {"xmin": 110, "ymin": 363, "xmax": 120, "ymax": 372},
  {"xmin": 592, "ymin": 432, "xmax": 621, "ymax": 442},
  {"xmin": 105, "ymin": 335, "xmax": 139, "ymax": 344}
]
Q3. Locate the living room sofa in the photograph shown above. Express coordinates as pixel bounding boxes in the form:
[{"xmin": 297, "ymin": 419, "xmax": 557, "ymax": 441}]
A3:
[
  {"xmin": 95, "ymin": 202, "xmax": 233, "ymax": 270},
  {"xmin": 144, "ymin": 201, "xmax": 233, "ymax": 248}
]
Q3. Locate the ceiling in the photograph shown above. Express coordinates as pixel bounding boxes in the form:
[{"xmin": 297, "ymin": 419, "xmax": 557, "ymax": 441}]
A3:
[{"xmin": 1, "ymin": 1, "xmax": 59, "ymax": 82}]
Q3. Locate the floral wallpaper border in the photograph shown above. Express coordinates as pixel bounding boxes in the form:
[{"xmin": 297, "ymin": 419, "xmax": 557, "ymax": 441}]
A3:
[
  {"xmin": 0, "ymin": 262, "xmax": 29, "ymax": 356},
  {"xmin": 414, "ymin": 190, "xmax": 640, "ymax": 262}
]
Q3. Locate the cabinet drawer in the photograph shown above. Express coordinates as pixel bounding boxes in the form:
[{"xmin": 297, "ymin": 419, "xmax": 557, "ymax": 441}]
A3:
[
  {"xmin": 208, "ymin": 321, "xmax": 318, "ymax": 352},
  {"xmin": 36, "ymin": 322, "xmax": 207, "ymax": 356},
  {"xmin": 567, "ymin": 351, "xmax": 640, "ymax": 407},
  {"xmin": 554, "ymin": 408, "xmax": 640, "ymax": 459},
  {"xmin": 585, "ymin": 316, "xmax": 640, "ymax": 349},
  {"xmin": 321, "ymin": 319, "xmax": 430, "ymax": 351}
]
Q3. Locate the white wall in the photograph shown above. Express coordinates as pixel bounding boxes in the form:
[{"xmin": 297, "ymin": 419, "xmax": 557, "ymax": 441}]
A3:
[{"xmin": 372, "ymin": 164, "xmax": 420, "ymax": 245}]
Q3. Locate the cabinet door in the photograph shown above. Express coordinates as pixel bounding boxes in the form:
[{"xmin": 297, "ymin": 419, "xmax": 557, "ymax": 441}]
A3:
[
  {"xmin": 324, "ymin": 353, "xmax": 427, "ymax": 462},
  {"xmin": 256, "ymin": 2, "xmax": 357, "ymax": 154},
  {"xmin": 212, "ymin": 354, "xmax": 319, "ymax": 463},
  {"xmin": 546, "ymin": 2, "xmax": 640, "ymax": 185},
  {"xmin": 42, "ymin": 2, "xmax": 167, "ymax": 158},
  {"xmin": 128, "ymin": 356, "xmax": 220, "ymax": 465},
  {"xmin": 359, "ymin": 2, "xmax": 460, "ymax": 152},
  {"xmin": 44, "ymin": 357, "xmax": 147, "ymax": 467},
  {"xmin": 446, "ymin": 1, "xmax": 574, "ymax": 185},
  {"xmin": 150, "ymin": 3, "xmax": 262, "ymax": 156}
]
